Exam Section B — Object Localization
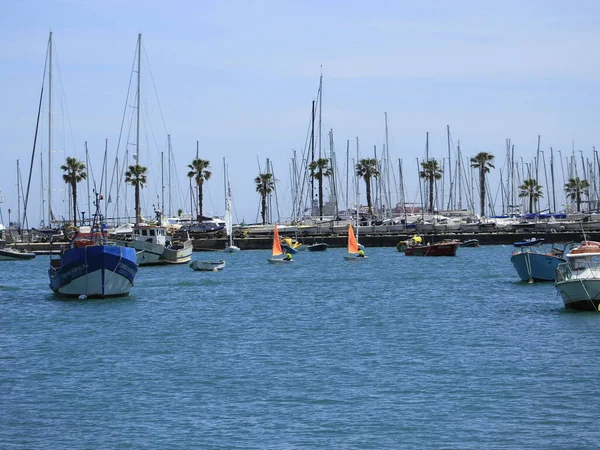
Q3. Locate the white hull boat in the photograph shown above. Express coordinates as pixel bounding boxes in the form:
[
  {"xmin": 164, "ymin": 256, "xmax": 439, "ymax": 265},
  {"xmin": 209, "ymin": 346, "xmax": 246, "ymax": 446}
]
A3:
[{"xmin": 555, "ymin": 240, "xmax": 600, "ymax": 311}]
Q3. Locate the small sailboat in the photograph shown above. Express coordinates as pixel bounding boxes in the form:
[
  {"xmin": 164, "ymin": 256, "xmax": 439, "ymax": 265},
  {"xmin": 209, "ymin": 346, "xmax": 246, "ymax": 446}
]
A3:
[
  {"xmin": 344, "ymin": 223, "xmax": 367, "ymax": 261},
  {"xmin": 267, "ymin": 224, "xmax": 293, "ymax": 264},
  {"xmin": 223, "ymin": 161, "xmax": 240, "ymax": 253}
]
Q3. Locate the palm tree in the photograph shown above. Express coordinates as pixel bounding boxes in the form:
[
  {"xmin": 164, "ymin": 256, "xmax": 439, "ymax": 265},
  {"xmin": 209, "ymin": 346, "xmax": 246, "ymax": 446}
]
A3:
[
  {"xmin": 419, "ymin": 159, "xmax": 443, "ymax": 213},
  {"xmin": 60, "ymin": 157, "xmax": 87, "ymax": 227},
  {"xmin": 124, "ymin": 164, "xmax": 147, "ymax": 224},
  {"xmin": 518, "ymin": 178, "xmax": 544, "ymax": 214},
  {"xmin": 470, "ymin": 152, "xmax": 495, "ymax": 217},
  {"xmin": 564, "ymin": 177, "xmax": 590, "ymax": 212},
  {"xmin": 355, "ymin": 158, "xmax": 380, "ymax": 216},
  {"xmin": 254, "ymin": 173, "xmax": 275, "ymax": 225},
  {"xmin": 187, "ymin": 158, "xmax": 211, "ymax": 222},
  {"xmin": 309, "ymin": 157, "xmax": 332, "ymax": 218}
]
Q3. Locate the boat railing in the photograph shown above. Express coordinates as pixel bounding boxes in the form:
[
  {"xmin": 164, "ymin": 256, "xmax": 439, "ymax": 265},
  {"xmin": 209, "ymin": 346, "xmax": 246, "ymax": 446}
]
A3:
[{"xmin": 556, "ymin": 262, "xmax": 571, "ymax": 282}]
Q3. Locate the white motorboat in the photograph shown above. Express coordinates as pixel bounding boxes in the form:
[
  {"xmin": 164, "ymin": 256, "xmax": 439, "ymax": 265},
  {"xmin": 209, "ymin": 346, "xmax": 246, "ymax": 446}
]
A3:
[{"xmin": 555, "ymin": 240, "xmax": 600, "ymax": 311}]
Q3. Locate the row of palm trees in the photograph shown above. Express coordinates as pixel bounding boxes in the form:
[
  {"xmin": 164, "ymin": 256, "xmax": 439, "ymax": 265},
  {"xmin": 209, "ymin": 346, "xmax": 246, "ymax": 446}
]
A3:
[
  {"xmin": 419, "ymin": 152, "xmax": 592, "ymax": 215},
  {"xmin": 59, "ymin": 151, "xmax": 593, "ymax": 228}
]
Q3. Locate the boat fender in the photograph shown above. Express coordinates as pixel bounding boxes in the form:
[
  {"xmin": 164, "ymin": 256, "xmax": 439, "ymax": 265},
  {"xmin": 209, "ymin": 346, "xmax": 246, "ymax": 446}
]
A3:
[{"xmin": 66, "ymin": 226, "xmax": 78, "ymax": 240}]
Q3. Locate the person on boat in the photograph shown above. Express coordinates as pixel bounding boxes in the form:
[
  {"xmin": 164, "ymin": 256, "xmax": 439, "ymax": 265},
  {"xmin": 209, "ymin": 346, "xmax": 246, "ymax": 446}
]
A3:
[
  {"xmin": 358, "ymin": 249, "xmax": 365, "ymax": 258},
  {"xmin": 284, "ymin": 252, "xmax": 292, "ymax": 261}
]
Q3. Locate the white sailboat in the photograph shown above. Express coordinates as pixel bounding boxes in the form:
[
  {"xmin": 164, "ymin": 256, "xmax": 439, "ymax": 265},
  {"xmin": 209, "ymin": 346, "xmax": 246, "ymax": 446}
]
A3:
[
  {"xmin": 223, "ymin": 160, "xmax": 240, "ymax": 253},
  {"xmin": 111, "ymin": 34, "xmax": 192, "ymax": 266}
]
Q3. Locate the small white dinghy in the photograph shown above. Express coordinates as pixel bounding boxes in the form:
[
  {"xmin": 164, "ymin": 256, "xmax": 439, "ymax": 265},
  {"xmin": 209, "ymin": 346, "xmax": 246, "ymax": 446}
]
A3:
[{"xmin": 190, "ymin": 260, "xmax": 226, "ymax": 271}]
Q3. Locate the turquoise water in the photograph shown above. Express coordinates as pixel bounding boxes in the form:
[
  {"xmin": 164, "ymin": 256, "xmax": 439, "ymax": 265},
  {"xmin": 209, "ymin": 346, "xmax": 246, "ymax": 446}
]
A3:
[{"xmin": 2, "ymin": 246, "xmax": 600, "ymax": 449}]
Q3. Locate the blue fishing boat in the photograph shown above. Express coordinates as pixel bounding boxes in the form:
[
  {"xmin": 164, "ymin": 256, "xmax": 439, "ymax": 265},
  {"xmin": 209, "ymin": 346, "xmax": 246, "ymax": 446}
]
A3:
[
  {"xmin": 510, "ymin": 239, "xmax": 567, "ymax": 283},
  {"xmin": 49, "ymin": 195, "xmax": 138, "ymax": 298}
]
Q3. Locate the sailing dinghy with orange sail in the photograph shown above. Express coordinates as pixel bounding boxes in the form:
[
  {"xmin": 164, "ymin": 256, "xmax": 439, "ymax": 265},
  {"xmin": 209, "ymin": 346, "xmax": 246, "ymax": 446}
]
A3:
[
  {"xmin": 268, "ymin": 224, "xmax": 293, "ymax": 264},
  {"xmin": 344, "ymin": 223, "xmax": 367, "ymax": 261}
]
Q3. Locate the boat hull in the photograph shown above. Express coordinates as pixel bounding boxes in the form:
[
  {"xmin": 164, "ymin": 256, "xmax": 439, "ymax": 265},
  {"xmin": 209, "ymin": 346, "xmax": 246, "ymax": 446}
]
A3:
[
  {"xmin": 344, "ymin": 254, "xmax": 369, "ymax": 261},
  {"xmin": 223, "ymin": 245, "xmax": 241, "ymax": 253},
  {"xmin": 162, "ymin": 239, "xmax": 193, "ymax": 264},
  {"xmin": 190, "ymin": 260, "xmax": 225, "ymax": 271},
  {"xmin": 511, "ymin": 251, "xmax": 565, "ymax": 282},
  {"xmin": 556, "ymin": 279, "xmax": 600, "ymax": 311},
  {"xmin": 267, "ymin": 258, "xmax": 293, "ymax": 264},
  {"xmin": 403, "ymin": 241, "xmax": 460, "ymax": 256},
  {"xmin": 307, "ymin": 243, "xmax": 328, "ymax": 252},
  {"xmin": 49, "ymin": 245, "xmax": 137, "ymax": 298},
  {"xmin": 0, "ymin": 248, "xmax": 36, "ymax": 260}
]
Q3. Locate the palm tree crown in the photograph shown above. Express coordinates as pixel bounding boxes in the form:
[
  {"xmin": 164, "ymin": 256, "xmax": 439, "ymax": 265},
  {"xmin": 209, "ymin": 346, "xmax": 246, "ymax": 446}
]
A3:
[
  {"xmin": 355, "ymin": 158, "xmax": 380, "ymax": 216},
  {"xmin": 419, "ymin": 159, "xmax": 443, "ymax": 213},
  {"xmin": 187, "ymin": 158, "xmax": 211, "ymax": 222},
  {"xmin": 309, "ymin": 157, "xmax": 332, "ymax": 218},
  {"xmin": 255, "ymin": 173, "xmax": 275, "ymax": 225},
  {"xmin": 61, "ymin": 157, "xmax": 87, "ymax": 227},
  {"xmin": 518, "ymin": 178, "xmax": 543, "ymax": 214},
  {"xmin": 470, "ymin": 152, "xmax": 495, "ymax": 217},
  {"xmin": 564, "ymin": 177, "xmax": 590, "ymax": 212},
  {"xmin": 125, "ymin": 164, "xmax": 147, "ymax": 224}
]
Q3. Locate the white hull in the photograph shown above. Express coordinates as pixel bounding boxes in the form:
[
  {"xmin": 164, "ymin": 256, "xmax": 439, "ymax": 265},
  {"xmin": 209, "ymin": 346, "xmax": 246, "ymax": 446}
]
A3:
[
  {"xmin": 56, "ymin": 269, "xmax": 133, "ymax": 297},
  {"xmin": 556, "ymin": 279, "xmax": 600, "ymax": 310},
  {"xmin": 224, "ymin": 245, "xmax": 241, "ymax": 253},
  {"xmin": 344, "ymin": 254, "xmax": 369, "ymax": 261},
  {"xmin": 267, "ymin": 257, "xmax": 293, "ymax": 264},
  {"xmin": 190, "ymin": 260, "xmax": 225, "ymax": 271},
  {"xmin": 162, "ymin": 239, "xmax": 193, "ymax": 264},
  {"xmin": 113, "ymin": 238, "xmax": 164, "ymax": 265}
]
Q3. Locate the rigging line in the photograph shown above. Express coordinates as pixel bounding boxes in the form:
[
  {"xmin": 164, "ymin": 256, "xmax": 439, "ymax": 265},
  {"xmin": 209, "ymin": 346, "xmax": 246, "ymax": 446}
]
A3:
[
  {"xmin": 142, "ymin": 44, "xmax": 169, "ymax": 136},
  {"xmin": 114, "ymin": 43, "xmax": 138, "ymax": 161},
  {"xmin": 53, "ymin": 45, "xmax": 78, "ymax": 159},
  {"xmin": 22, "ymin": 49, "xmax": 49, "ymax": 233}
]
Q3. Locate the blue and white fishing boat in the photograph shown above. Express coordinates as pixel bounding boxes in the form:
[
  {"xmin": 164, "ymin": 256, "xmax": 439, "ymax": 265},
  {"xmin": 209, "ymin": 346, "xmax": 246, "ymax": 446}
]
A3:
[
  {"xmin": 511, "ymin": 238, "xmax": 567, "ymax": 283},
  {"xmin": 49, "ymin": 197, "xmax": 138, "ymax": 298}
]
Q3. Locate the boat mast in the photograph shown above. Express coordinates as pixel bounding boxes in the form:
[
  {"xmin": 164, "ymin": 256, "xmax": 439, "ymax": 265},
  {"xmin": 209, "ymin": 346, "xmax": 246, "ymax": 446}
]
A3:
[
  {"xmin": 447, "ymin": 125, "xmax": 452, "ymax": 210},
  {"xmin": 168, "ymin": 134, "xmax": 172, "ymax": 217},
  {"xmin": 136, "ymin": 33, "xmax": 141, "ymax": 168},
  {"xmin": 384, "ymin": 112, "xmax": 392, "ymax": 219},
  {"xmin": 47, "ymin": 31, "xmax": 53, "ymax": 227},
  {"xmin": 310, "ymin": 100, "xmax": 315, "ymax": 216},
  {"xmin": 85, "ymin": 141, "xmax": 91, "ymax": 223}
]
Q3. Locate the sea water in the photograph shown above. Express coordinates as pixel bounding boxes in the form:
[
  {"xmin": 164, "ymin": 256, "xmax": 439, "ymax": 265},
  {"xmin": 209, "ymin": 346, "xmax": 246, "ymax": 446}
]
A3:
[{"xmin": 1, "ymin": 246, "xmax": 599, "ymax": 449}]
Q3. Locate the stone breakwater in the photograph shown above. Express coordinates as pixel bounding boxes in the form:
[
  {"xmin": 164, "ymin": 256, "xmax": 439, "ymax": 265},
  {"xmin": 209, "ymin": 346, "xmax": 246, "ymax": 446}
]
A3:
[{"xmin": 10, "ymin": 231, "xmax": 593, "ymax": 253}]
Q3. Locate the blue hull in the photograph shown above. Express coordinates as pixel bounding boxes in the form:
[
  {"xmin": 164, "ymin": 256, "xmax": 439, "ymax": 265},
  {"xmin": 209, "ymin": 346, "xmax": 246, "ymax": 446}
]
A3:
[
  {"xmin": 511, "ymin": 251, "xmax": 565, "ymax": 282},
  {"xmin": 49, "ymin": 245, "xmax": 138, "ymax": 298}
]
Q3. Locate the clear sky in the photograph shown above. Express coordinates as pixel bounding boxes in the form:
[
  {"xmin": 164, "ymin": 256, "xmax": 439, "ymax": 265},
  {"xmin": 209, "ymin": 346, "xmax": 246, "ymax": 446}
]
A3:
[{"xmin": 1, "ymin": 0, "xmax": 600, "ymax": 227}]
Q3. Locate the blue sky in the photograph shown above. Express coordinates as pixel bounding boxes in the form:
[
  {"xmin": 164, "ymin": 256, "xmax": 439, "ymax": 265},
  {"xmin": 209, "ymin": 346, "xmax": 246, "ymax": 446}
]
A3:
[{"xmin": 1, "ymin": 0, "xmax": 600, "ymax": 226}]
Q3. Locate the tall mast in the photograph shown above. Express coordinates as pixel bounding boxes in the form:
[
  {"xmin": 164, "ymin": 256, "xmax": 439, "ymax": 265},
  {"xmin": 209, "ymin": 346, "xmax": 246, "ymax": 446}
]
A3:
[
  {"xmin": 318, "ymin": 69, "xmax": 322, "ymax": 160},
  {"xmin": 310, "ymin": 100, "xmax": 315, "ymax": 215},
  {"xmin": 384, "ymin": 112, "xmax": 392, "ymax": 219},
  {"xmin": 85, "ymin": 141, "xmax": 90, "ymax": 223},
  {"xmin": 447, "ymin": 125, "xmax": 452, "ymax": 210},
  {"xmin": 168, "ymin": 135, "xmax": 172, "ymax": 217},
  {"xmin": 48, "ymin": 31, "xmax": 53, "ymax": 226},
  {"xmin": 136, "ymin": 33, "xmax": 142, "ymax": 166}
]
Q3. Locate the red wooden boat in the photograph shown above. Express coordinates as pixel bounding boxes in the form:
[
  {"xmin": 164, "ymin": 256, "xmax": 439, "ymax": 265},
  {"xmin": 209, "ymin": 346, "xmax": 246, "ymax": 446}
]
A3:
[{"xmin": 399, "ymin": 238, "xmax": 460, "ymax": 256}]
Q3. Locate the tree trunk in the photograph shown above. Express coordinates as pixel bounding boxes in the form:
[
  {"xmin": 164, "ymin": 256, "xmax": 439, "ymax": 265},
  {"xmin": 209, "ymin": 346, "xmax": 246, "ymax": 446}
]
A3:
[
  {"xmin": 365, "ymin": 176, "xmax": 372, "ymax": 215},
  {"xmin": 318, "ymin": 176, "xmax": 323, "ymax": 218},
  {"xmin": 261, "ymin": 195, "xmax": 267, "ymax": 225},
  {"xmin": 529, "ymin": 194, "xmax": 533, "ymax": 214},
  {"xmin": 198, "ymin": 181, "xmax": 203, "ymax": 222},
  {"xmin": 479, "ymin": 169, "xmax": 486, "ymax": 217},
  {"xmin": 72, "ymin": 182, "xmax": 78, "ymax": 227},
  {"xmin": 135, "ymin": 184, "xmax": 140, "ymax": 224},
  {"xmin": 429, "ymin": 178, "xmax": 434, "ymax": 213}
]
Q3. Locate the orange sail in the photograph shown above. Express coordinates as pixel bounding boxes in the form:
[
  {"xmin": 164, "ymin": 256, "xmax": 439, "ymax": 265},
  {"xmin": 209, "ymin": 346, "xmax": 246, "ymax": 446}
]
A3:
[
  {"xmin": 272, "ymin": 224, "xmax": 284, "ymax": 256},
  {"xmin": 347, "ymin": 223, "xmax": 359, "ymax": 254}
]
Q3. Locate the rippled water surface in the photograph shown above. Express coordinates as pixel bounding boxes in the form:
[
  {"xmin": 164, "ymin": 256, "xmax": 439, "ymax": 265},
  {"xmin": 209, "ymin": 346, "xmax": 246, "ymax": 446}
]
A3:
[{"xmin": 2, "ymin": 245, "xmax": 600, "ymax": 449}]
